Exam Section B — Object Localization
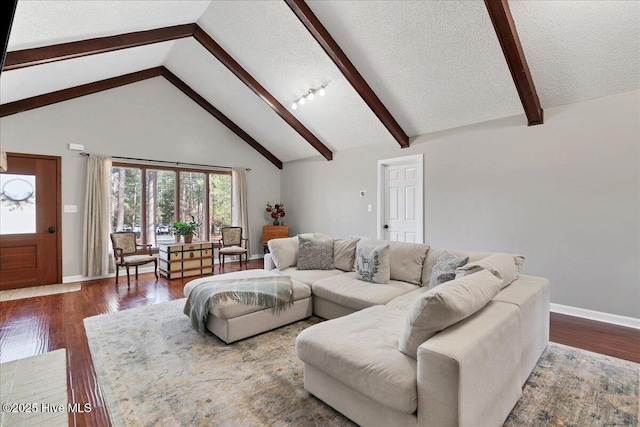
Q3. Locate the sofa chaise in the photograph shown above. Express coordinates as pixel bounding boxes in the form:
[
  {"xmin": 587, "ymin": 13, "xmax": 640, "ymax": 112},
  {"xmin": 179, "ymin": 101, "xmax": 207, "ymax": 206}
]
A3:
[{"xmin": 262, "ymin": 234, "xmax": 550, "ymax": 427}]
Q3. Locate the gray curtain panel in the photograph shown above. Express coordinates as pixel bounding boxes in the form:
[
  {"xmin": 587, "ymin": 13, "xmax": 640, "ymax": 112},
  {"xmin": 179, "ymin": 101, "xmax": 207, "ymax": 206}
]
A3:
[
  {"xmin": 231, "ymin": 168, "xmax": 250, "ymax": 257},
  {"xmin": 82, "ymin": 154, "xmax": 112, "ymax": 276}
]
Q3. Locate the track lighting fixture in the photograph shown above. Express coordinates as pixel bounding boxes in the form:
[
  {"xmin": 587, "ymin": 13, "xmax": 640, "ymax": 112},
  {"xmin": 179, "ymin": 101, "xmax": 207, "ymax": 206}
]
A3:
[{"xmin": 291, "ymin": 82, "xmax": 329, "ymax": 110}]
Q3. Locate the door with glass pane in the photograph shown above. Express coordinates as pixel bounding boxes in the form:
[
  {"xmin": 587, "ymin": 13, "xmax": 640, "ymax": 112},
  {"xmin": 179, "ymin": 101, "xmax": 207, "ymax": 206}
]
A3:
[{"xmin": 0, "ymin": 153, "xmax": 61, "ymax": 289}]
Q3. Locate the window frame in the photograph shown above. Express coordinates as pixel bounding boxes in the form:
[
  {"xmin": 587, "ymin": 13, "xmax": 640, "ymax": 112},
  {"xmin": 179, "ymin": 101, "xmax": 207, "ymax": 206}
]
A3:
[{"xmin": 112, "ymin": 161, "xmax": 232, "ymax": 249}]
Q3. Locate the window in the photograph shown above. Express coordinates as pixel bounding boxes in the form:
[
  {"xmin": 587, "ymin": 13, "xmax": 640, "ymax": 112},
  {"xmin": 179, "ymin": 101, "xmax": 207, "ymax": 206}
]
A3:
[
  {"xmin": 0, "ymin": 174, "xmax": 36, "ymax": 235},
  {"xmin": 210, "ymin": 173, "xmax": 232, "ymax": 242},
  {"xmin": 111, "ymin": 164, "xmax": 231, "ymax": 247},
  {"xmin": 146, "ymin": 169, "xmax": 175, "ymax": 247},
  {"xmin": 111, "ymin": 167, "xmax": 142, "ymax": 243},
  {"xmin": 180, "ymin": 171, "xmax": 206, "ymax": 242}
]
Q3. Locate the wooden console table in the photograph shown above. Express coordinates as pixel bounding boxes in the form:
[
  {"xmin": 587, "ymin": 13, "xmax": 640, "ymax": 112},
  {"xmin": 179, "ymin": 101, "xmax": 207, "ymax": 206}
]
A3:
[{"xmin": 262, "ymin": 225, "xmax": 289, "ymax": 253}]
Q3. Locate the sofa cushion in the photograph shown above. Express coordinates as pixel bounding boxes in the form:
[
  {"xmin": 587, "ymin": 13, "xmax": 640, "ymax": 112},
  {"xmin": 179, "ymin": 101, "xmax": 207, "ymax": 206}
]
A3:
[
  {"xmin": 399, "ymin": 269, "xmax": 503, "ymax": 359},
  {"xmin": 365, "ymin": 240, "xmax": 430, "ymax": 285},
  {"xmin": 313, "ymin": 232, "xmax": 334, "ymax": 242},
  {"xmin": 355, "ymin": 242, "xmax": 390, "ymax": 283},
  {"xmin": 428, "ymin": 252, "xmax": 469, "ymax": 288},
  {"xmin": 386, "ymin": 287, "xmax": 430, "ymax": 311},
  {"xmin": 455, "ymin": 253, "xmax": 520, "ymax": 289},
  {"xmin": 333, "ymin": 238, "xmax": 358, "ymax": 272},
  {"xmin": 296, "ymin": 305, "xmax": 418, "ymax": 414},
  {"xmin": 423, "ymin": 248, "xmax": 525, "ymax": 286},
  {"xmin": 183, "ymin": 269, "xmax": 311, "ymax": 320},
  {"xmin": 297, "ymin": 235, "xmax": 334, "ymax": 270},
  {"xmin": 312, "ymin": 272, "xmax": 418, "ymax": 311},
  {"xmin": 274, "ymin": 267, "xmax": 344, "ymax": 286}
]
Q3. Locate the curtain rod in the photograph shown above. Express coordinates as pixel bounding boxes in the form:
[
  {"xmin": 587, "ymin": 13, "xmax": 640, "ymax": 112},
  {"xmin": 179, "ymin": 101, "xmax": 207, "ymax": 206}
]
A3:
[{"xmin": 79, "ymin": 152, "xmax": 250, "ymax": 171}]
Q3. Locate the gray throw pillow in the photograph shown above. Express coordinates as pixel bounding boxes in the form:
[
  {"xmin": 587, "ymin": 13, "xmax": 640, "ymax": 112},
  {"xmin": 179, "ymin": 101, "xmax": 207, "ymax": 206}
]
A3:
[
  {"xmin": 297, "ymin": 235, "xmax": 334, "ymax": 270},
  {"xmin": 429, "ymin": 252, "xmax": 469, "ymax": 288},
  {"xmin": 355, "ymin": 242, "xmax": 390, "ymax": 284}
]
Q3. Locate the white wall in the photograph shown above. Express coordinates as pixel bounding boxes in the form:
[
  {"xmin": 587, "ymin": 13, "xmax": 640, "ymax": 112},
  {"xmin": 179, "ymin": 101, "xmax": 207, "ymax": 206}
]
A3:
[
  {"xmin": 0, "ymin": 77, "xmax": 281, "ymax": 278},
  {"xmin": 282, "ymin": 90, "xmax": 640, "ymax": 319}
]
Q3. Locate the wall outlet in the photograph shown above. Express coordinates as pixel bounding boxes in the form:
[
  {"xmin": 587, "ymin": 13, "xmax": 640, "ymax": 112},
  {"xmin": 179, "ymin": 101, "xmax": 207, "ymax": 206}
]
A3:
[{"xmin": 64, "ymin": 205, "xmax": 78, "ymax": 213}]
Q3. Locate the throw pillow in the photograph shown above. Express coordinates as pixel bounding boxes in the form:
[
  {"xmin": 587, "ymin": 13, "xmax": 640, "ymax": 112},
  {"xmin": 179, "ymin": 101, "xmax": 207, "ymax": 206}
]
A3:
[
  {"xmin": 429, "ymin": 252, "xmax": 469, "ymax": 288},
  {"xmin": 398, "ymin": 269, "xmax": 503, "ymax": 359},
  {"xmin": 333, "ymin": 238, "xmax": 359, "ymax": 271},
  {"xmin": 267, "ymin": 236, "xmax": 298, "ymax": 270},
  {"xmin": 513, "ymin": 255, "xmax": 525, "ymax": 278},
  {"xmin": 355, "ymin": 242, "xmax": 391, "ymax": 284},
  {"xmin": 297, "ymin": 235, "xmax": 334, "ymax": 270},
  {"xmin": 455, "ymin": 253, "xmax": 521, "ymax": 289},
  {"xmin": 363, "ymin": 240, "xmax": 429, "ymax": 285}
]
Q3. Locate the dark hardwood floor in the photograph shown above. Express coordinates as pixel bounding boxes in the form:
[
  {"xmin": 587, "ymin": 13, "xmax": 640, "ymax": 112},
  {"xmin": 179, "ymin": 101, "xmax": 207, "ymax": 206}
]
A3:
[{"xmin": 1, "ymin": 259, "xmax": 638, "ymax": 427}]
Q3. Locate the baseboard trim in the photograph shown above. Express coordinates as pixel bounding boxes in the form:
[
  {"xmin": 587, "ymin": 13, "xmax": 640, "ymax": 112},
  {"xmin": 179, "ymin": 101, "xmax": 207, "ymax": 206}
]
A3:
[
  {"xmin": 63, "ymin": 255, "xmax": 265, "ymax": 283},
  {"xmin": 62, "ymin": 266, "xmax": 158, "ymax": 283},
  {"xmin": 550, "ymin": 303, "xmax": 640, "ymax": 329}
]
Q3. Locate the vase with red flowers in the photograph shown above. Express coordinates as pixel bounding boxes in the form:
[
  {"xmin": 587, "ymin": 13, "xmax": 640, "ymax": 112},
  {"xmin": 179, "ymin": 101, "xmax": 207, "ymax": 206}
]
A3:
[{"xmin": 266, "ymin": 202, "xmax": 285, "ymax": 226}]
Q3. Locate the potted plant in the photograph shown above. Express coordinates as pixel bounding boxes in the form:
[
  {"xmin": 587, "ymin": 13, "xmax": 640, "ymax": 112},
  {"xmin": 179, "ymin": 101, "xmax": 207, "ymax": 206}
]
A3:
[
  {"xmin": 265, "ymin": 202, "xmax": 285, "ymax": 226},
  {"xmin": 172, "ymin": 215, "xmax": 200, "ymax": 243}
]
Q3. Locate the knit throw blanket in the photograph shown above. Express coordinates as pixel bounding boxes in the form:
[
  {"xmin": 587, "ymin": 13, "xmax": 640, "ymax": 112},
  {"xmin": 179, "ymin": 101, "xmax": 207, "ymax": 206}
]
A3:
[{"xmin": 184, "ymin": 276, "xmax": 294, "ymax": 333}]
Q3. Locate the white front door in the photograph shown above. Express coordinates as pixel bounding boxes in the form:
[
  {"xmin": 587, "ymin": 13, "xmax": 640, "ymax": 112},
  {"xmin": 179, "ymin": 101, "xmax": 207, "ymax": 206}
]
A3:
[{"xmin": 378, "ymin": 155, "xmax": 423, "ymax": 243}]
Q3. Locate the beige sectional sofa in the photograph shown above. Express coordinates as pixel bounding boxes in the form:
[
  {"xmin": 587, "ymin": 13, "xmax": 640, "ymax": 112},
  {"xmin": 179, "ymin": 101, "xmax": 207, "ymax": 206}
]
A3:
[{"xmin": 264, "ymin": 235, "xmax": 550, "ymax": 427}]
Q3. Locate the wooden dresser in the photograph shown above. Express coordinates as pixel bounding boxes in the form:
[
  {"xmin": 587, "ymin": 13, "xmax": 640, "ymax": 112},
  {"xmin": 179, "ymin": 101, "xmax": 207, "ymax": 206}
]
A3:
[
  {"xmin": 262, "ymin": 225, "xmax": 289, "ymax": 252},
  {"xmin": 158, "ymin": 242, "xmax": 214, "ymax": 279}
]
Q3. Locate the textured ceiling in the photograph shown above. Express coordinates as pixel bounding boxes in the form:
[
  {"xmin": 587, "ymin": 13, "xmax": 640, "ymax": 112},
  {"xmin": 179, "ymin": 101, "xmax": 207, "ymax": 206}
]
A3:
[
  {"xmin": 0, "ymin": 42, "xmax": 175, "ymax": 104},
  {"xmin": 2, "ymin": 1, "xmax": 639, "ymax": 163},
  {"xmin": 7, "ymin": 0, "xmax": 210, "ymax": 49},
  {"xmin": 509, "ymin": 0, "xmax": 640, "ymax": 108},
  {"xmin": 305, "ymin": 0, "xmax": 524, "ymax": 137},
  {"xmin": 164, "ymin": 38, "xmax": 318, "ymax": 163},
  {"xmin": 197, "ymin": 1, "xmax": 397, "ymax": 152}
]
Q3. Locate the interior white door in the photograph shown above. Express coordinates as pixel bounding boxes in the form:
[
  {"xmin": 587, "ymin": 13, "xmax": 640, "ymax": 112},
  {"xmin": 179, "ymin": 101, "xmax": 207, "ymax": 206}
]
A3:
[{"xmin": 383, "ymin": 161, "xmax": 421, "ymax": 243}]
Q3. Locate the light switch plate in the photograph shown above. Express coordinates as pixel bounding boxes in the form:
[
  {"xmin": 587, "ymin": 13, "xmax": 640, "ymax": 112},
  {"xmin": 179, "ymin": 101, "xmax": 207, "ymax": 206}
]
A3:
[
  {"xmin": 64, "ymin": 205, "xmax": 78, "ymax": 213},
  {"xmin": 367, "ymin": 204, "xmax": 372, "ymax": 213}
]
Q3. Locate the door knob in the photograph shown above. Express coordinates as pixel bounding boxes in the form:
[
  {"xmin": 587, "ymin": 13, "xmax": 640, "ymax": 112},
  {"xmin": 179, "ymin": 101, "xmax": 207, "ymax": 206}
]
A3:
[
  {"xmin": 383, "ymin": 225, "xmax": 389, "ymax": 229},
  {"xmin": 47, "ymin": 226, "xmax": 56, "ymax": 233}
]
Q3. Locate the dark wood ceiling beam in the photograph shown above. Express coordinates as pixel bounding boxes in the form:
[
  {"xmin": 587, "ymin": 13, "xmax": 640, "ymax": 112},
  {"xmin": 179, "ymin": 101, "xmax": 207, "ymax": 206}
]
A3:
[
  {"xmin": 0, "ymin": 67, "xmax": 164, "ymax": 117},
  {"xmin": 286, "ymin": 0, "xmax": 410, "ymax": 148},
  {"xmin": 3, "ymin": 23, "xmax": 195, "ymax": 71},
  {"xmin": 485, "ymin": 0, "xmax": 543, "ymax": 126},
  {"xmin": 3, "ymin": 23, "xmax": 332, "ymax": 160},
  {"xmin": 161, "ymin": 67, "xmax": 283, "ymax": 169},
  {"xmin": 0, "ymin": 66, "xmax": 283, "ymax": 169},
  {"xmin": 193, "ymin": 25, "xmax": 333, "ymax": 161}
]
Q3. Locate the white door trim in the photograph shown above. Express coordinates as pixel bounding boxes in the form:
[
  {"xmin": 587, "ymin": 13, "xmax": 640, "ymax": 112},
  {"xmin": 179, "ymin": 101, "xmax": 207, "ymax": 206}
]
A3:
[{"xmin": 377, "ymin": 154, "xmax": 424, "ymax": 243}]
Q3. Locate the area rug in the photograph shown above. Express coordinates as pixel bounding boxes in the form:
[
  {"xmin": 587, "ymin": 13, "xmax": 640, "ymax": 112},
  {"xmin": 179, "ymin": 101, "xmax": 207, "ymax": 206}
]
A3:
[
  {"xmin": 84, "ymin": 299, "xmax": 639, "ymax": 426},
  {"xmin": 0, "ymin": 349, "xmax": 68, "ymax": 427},
  {"xmin": 0, "ymin": 283, "xmax": 81, "ymax": 302}
]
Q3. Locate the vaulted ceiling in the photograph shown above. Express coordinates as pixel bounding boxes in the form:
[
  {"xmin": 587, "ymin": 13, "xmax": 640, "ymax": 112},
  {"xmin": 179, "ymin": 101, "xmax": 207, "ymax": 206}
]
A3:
[{"xmin": 1, "ymin": 1, "xmax": 638, "ymax": 168}]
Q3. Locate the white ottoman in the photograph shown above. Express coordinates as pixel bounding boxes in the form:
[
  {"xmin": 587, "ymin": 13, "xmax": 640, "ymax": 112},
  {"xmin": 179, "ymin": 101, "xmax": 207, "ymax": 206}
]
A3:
[{"xmin": 183, "ymin": 269, "xmax": 312, "ymax": 343}]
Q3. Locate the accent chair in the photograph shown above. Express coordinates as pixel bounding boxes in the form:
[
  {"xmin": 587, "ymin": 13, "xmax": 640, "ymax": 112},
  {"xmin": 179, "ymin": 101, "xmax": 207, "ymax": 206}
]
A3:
[
  {"xmin": 110, "ymin": 231, "xmax": 158, "ymax": 287},
  {"xmin": 218, "ymin": 227, "xmax": 248, "ymax": 271}
]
